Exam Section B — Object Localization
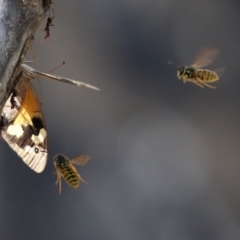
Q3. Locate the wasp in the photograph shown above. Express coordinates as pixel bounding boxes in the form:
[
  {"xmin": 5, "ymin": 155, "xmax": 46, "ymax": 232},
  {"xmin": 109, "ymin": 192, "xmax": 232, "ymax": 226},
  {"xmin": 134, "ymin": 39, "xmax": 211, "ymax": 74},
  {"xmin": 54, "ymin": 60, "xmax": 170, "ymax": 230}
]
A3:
[
  {"xmin": 169, "ymin": 48, "xmax": 224, "ymax": 89},
  {"xmin": 54, "ymin": 154, "xmax": 90, "ymax": 194}
]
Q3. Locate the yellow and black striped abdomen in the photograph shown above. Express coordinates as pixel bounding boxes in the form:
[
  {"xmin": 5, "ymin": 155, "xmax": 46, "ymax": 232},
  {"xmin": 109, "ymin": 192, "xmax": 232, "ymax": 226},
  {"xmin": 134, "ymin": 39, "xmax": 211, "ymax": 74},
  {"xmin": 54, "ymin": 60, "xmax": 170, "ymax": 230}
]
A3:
[
  {"xmin": 54, "ymin": 155, "xmax": 80, "ymax": 189},
  {"xmin": 194, "ymin": 69, "xmax": 219, "ymax": 82},
  {"xmin": 60, "ymin": 164, "xmax": 79, "ymax": 188}
]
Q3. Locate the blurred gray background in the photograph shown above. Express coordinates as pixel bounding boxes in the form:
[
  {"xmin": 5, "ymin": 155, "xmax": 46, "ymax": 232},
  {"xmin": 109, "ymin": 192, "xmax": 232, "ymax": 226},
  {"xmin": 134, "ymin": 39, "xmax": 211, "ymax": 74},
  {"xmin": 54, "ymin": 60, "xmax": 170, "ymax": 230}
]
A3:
[{"xmin": 1, "ymin": 0, "xmax": 240, "ymax": 239}]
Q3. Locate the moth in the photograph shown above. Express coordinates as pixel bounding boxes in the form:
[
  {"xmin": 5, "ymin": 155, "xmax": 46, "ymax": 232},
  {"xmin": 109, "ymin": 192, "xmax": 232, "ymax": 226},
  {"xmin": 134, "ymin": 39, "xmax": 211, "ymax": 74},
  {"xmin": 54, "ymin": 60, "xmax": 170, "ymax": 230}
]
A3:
[{"xmin": 0, "ymin": 64, "xmax": 99, "ymax": 173}]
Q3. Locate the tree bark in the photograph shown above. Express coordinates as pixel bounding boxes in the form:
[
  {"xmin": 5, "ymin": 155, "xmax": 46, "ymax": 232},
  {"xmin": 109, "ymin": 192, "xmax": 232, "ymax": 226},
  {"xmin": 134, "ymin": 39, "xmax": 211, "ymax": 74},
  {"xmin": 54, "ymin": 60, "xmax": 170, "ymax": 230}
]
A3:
[{"xmin": 0, "ymin": 0, "xmax": 50, "ymax": 113}]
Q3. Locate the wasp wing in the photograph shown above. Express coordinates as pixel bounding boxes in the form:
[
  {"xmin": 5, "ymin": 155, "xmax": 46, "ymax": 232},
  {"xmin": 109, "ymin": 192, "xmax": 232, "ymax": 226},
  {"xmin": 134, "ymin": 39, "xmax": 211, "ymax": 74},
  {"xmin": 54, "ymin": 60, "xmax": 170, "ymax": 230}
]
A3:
[
  {"xmin": 69, "ymin": 155, "xmax": 90, "ymax": 166},
  {"xmin": 191, "ymin": 48, "xmax": 219, "ymax": 69},
  {"xmin": 212, "ymin": 67, "xmax": 225, "ymax": 79}
]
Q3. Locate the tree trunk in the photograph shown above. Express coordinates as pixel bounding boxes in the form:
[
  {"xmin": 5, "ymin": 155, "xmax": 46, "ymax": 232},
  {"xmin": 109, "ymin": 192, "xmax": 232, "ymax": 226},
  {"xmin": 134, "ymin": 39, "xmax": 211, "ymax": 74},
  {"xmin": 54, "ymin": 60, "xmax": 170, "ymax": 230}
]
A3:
[{"xmin": 0, "ymin": 0, "xmax": 50, "ymax": 113}]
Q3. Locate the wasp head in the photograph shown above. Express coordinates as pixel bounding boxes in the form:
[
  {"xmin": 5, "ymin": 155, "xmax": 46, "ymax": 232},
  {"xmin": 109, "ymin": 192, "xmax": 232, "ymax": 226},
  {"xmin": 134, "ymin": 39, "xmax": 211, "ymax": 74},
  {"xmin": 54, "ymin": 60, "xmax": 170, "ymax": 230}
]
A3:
[
  {"xmin": 177, "ymin": 66, "xmax": 186, "ymax": 78},
  {"xmin": 54, "ymin": 154, "xmax": 68, "ymax": 165}
]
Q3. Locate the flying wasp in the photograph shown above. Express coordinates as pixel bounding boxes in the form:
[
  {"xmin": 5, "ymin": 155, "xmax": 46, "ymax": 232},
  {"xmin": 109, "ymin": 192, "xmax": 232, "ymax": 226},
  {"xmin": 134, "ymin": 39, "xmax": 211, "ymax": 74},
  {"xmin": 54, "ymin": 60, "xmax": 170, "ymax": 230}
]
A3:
[
  {"xmin": 54, "ymin": 154, "xmax": 90, "ymax": 194},
  {"xmin": 169, "ymin": 48, "xmax": 224, "ymax": 89}
]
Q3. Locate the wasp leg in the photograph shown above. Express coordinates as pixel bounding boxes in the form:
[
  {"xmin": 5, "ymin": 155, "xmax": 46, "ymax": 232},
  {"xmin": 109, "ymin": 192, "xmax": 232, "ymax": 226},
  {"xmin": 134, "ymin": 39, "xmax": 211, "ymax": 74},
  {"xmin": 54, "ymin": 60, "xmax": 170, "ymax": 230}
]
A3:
[
  {"xmin": 193, "ymin": 81, "xmax": 204, "ymax": 88},
  {"xmin": 182, "ymin": 76, "xmax": 188, "ymax": 84},
  {"xmin": 187, "ymin": 79, "xmax": 204, "ymax": 88},
  {"xmin": 55, "ymin": 170, "xmax": 62, "ymax": 194},
  {"xmin": 58, "ymin": 179, "xmax": 62, "ymax": 194},
  {"xmin": 196, "ymin": 78, "xmax": 216, "ymax": 89},
  {"xmin": 201, "ymin": 82, "xmax": 216, "ymax": 89},
  {"xmin": 76, "ymin": 172, "xmax": 87, "ymax": 184},
  {"xmin": 55, "ymin": 170, "xmax": 61, "ymax": 184}
]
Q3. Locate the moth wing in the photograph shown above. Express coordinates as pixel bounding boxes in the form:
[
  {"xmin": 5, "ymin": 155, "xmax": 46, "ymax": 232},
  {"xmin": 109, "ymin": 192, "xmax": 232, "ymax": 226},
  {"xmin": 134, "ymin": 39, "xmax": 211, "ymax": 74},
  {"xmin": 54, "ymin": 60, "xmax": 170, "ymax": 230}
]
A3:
[
  {"xmin": 1, "ymin": 72, "xmax": 27, "ymax": 123},
  {"xmin": 191, "ymin": 48, "xmax": 219, "ymax": 69},
  {"xmin": 1, "ymin": 92, "xmax": 22, "ymax": 123},
  {"xmin": 69, "ymin": 154, "xmax": 90, "ymax": 166},
  {"xmin": 1, "ymin": 80, "xmax": 48, "ymax": 173}
]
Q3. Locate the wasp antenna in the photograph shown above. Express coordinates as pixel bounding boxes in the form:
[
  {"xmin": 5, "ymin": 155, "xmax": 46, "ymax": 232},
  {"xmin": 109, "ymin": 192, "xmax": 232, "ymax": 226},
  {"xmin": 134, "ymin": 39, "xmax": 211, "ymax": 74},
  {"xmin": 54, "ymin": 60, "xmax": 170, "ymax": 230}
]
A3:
[
  {"xmin": 63, "ymin": 147, "xmax": 69, "ymax": 155},
  {"xmin": 168, "ymin": 61, "xmax": 178, "ymax": 67}
]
